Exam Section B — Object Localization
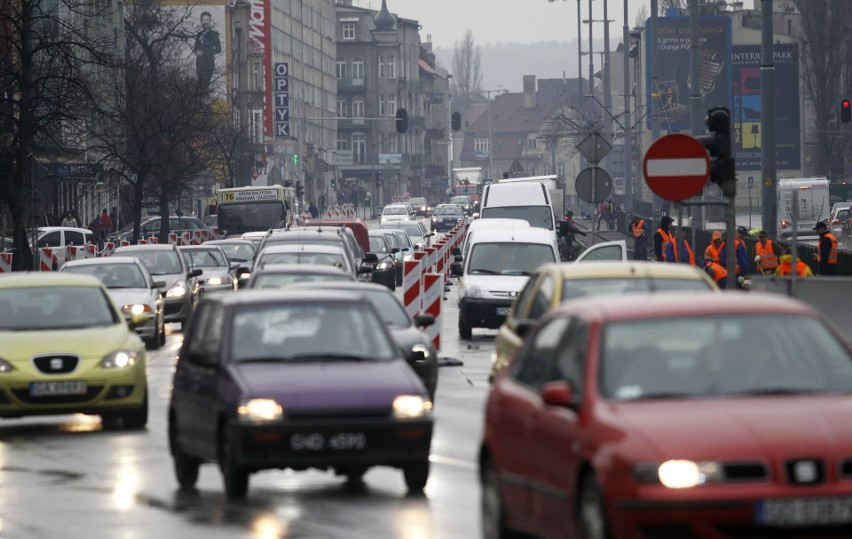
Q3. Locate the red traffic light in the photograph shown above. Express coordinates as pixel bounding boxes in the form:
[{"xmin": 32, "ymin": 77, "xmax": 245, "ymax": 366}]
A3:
[{"xmin": 842, "ymin": 100, "xmax": 852, "ymax": 123}]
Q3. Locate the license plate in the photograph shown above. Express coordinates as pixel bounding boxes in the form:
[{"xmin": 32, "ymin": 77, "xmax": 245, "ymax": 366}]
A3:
[
  {"xmin": 290, "ymin": 432, "xmax": 366, "ymax": 451},
  {"xmin": 29, "ymin": 380, "xmax": 87, "ymax": 396},
  {"xmin": 496, "ymin": 307, "xmax": 510, "ymax": 316},
  {"xmin": 757, "ymin": 497, "xmax": 852, "ymax": 526}
]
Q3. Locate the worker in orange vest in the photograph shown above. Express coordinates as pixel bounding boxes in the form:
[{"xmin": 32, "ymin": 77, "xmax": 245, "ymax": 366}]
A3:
[
  {"xmin": 754, "ymin": 230, "xmax": 780, "ymax": 274},
  {"xmin": 704, "ymin": 231, "xmax": 723, "ymax": 262},
  {"xmin": 664, "ymin": 226, "xmax": 696, "ymax": 265},
  {"xmin": 654, "ymin": 216, "xmax": 675, "ymax": 262},
  {"xmin": 630, "ymin": 216, "xmax": 649, "ymax": 260},
  {"xmin": 813, "ymin": 222, "xmax": 838, "ymax": 275},
  {"xmin": 703, "ymin": 253, "xmax": 728, "ymax": 288},
  {"xmin": 774, "ymin": 248, "xmax": 813, "ymax": 277}
]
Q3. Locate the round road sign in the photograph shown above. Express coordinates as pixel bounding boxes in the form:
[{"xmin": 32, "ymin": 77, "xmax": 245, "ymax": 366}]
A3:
[
  {"xmin": 575, "ymin": 167, "xmax": 612, "ymax": 203},
  {"xmin": 643, "ymin": 134, "xmax": 710, "ymax": 201}
]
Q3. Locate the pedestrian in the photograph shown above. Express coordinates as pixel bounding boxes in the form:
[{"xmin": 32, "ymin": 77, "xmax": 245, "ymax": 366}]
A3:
[
  {"xmin": 100, "ymin": 208, "xmax": 113, "ymax": 236},
  {"xmin": 719, "ymin": 227, "xmax": 750, "ymax": 287},
  {"xmin": 88, "ymin": 214, "xmax": 105, "ymax": 251},
  {"xmin": 61, "ymin": 210, "xmax": 78, "ymax": 228},
  {"xmin": 653, "ymin": 215, "xmax": 675, "ymax": 262},
  {"xmin": 704, "ymin": 230, "xmax": 723, "ymax": 262},
  {"xmin": 703, "ymin": 253, "xmax": 728, "ymax": 288},
  {"xmin": 774, "ymin": 248, "xmax": 813, "ymax": 277},
  {"xmin": 308, "ymin": 201, "xmax": 319, "ymax": 219},
  {"xmin": 665, "ymin": 226, "xmax": 696, "ymax": 266},
  {"xmin": 597, "ymin": 200, "xmax": 608, "ymax": 230},
  {"xmin": 813, "ymin": 221, "xmax": 838, "ymax": 275},
  {"xmin": 559, "ymin": 210, "xmax": 587, "ymax": 261},
  {"xmin": 605, "ymin": 199, "xmax": 616, "ymax": 230},
  {"xmin": 753, "ymin": 230, "xmax": 780, "ymax": 275},
  {"xmin": 629, "ymin": 216, "xmax": 649, "ymax": 260}
]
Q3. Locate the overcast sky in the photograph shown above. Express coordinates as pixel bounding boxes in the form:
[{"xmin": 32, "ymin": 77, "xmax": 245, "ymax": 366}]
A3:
[{"xmin": 351, "ymin": 1, "xmax": 758, "ymax": 49}]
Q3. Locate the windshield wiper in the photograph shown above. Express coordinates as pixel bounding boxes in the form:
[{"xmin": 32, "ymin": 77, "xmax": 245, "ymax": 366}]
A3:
[
  {"xmin": 470, "ymin": 268, "xmax": 499, "ymax": 274},
  {"xmin": 236, "ymin": 356, "xmax": 285, "ymax": 363},
  {"xmin": 289, "ymin": 353, "xmax": 372, "ymax": 362},
  {"xmin": 502, "ymin": 270, "xmax": 531, "ymax": 276}
]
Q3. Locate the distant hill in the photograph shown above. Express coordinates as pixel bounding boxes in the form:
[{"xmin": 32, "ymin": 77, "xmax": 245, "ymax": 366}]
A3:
[{"xmin": 432, "ymin": 39, "xmax": 610, "ymax": 93}]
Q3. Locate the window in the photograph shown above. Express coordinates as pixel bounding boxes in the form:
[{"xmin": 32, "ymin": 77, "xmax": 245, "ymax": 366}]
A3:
[
  {"xmin": 474, "ymin": 137, "xmax": 490, "ymax": 154},
  {"xmin": 337, "ymin": 133, "xmax": 349, "ymax": 151},
  {"xmin": 512, "ymin": 316, "xmax": 572, "ymax": 391},
  {"xmin": 378, "ymin": 56, "xmax": 385, "ymax": 78},
  {"xmin": 351, "ymin": 98, "xmax": 364, "ymax": 118},
  {"xmin": 342, "ymin": 22, "xmax": 355, "ymax": 40},
  {"xmin": 557, "ymin": 162, "xmax": 566, "ymax": 177},
  {"xmin": 352, "ymin": 59, "xmax": 364, "ymax": 78},
  {"xmin": 379, "ymin": 56, "xmax": 397, "ymax": 78},
  {"xmin": 250, "ymin": 60, "xmax": 262, "ymax": 92},
  {"xmin": 352, "ymin": 133, "xmax": 366, "ymax": 164},
  {"xmin": 251, "ymin": 110, "xmax": 263, "ymax": 143},
  {"xmin": 554, "ymin": 319, "xmax": 588, "ymax": 394},
  {"xmin": 512, "ymin": 275, "xmax": 541, "ymax": 319},
  {"xmin": 528, "ymin": 137, "xmax": 537, "ymax": 150},
  {"xmin": 379, "ymin": 95, "xmax": 387, "ymax": 117},
  {"xmin": 543, "ymin": 162, "xmax": 552, "ymax": 175},
  {"xmin": 527, "ymin": 275, "xmax": 554, "ymax": 320},
  {"xmin": 387, "ymin": 95, "xmax": 397, "ymax": 115},
  {"xmin": 336, "ymin": 60, "xmax": 346, "ymax": 78},
  {"xmin": 337, "ymin": 98, "xmax": 348, "ymax": 118}
]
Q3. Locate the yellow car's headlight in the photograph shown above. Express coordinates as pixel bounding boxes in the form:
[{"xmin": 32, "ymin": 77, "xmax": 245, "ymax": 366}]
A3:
[
  {"xmin": 393, "ymin": 395, "xmax": 432, "ymax": 418},
  {"xmin": 100, "ymin": 350, "xmax": 141, "ymax": 369},
  {"xmin": 238, "ymin": 399, "xmax": 283, "ymax": 422},
  {"xmin": 122, "ymin": 304, "xmax": 153, "ymax": 315},
  {"xmin": 0, "ymin": 358, "xmax": 15, "ymax": 373}
]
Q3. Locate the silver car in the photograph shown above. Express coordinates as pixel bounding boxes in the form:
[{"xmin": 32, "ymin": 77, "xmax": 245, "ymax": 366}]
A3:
[
  {"xmin": 178, "ymin": 245, "xmax": 244, "ymax": 293},
  {"xmin": 60, "ymin": 256, "xmax": 166, "ymax": 349}
]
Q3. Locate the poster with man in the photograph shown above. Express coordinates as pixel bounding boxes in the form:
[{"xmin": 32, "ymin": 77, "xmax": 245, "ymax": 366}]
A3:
[
  {"xmin": 194, "ymin": 10, "xmax": 221, "ymax": 88},
  {"xmin": 181, "ymin": 4, "xmax": 227, "ymax": 97}
]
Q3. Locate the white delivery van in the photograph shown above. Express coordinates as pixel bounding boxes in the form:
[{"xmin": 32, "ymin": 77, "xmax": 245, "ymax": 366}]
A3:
[
  {"xmin": 480, "ymin": 180, "xmax": 556, "ymax": 231},
  {"xmin": 452, "ymin": 226, "xmax": 559, "ymax": 339},
  {"xmin": 777, "ymin": 177, "xmax": 830, "ymax": 238}
]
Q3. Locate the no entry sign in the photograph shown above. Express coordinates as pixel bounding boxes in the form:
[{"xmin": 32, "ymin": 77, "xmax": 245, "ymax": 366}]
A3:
[{"xmin": 643, "ymin": 134, "xmax": 710, "ymax": 201}]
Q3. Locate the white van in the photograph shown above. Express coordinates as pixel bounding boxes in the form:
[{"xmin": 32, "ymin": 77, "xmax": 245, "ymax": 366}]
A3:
[
  {"xmin": 452, "ymin": 226, "xmax": 559, "ymax": 339},
  {"xmin": 479, "ymin": 181, "xmax": 556, "ymax": 231},
  {"xmin": 777, "ymin": 177, "xmax": 830, "ymax": 238}
]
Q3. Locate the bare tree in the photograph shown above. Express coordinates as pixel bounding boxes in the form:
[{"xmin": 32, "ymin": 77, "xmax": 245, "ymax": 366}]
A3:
[
  {"xmin": 796, "ymin": 0, "xmax": 852, "ymax": 177},
  {"xmin": 0, "ymin": 0, "xmax": 115, "ymax": 269},
  {"xmin": 205, "ymin": 99, "xmax": 253, "ymax": 189},
  {"xmin": 451, "ymin": 30, "xmax": 483, "ymax": 114}
]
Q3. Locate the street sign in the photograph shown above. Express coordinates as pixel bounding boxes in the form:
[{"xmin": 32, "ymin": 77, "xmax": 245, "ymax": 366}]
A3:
[
  {"xmin": 642, "ymin": 134, "xmax": 710, "ymax": 201},
  {"xmin": 575, "ymin": 167, "xmax": 612, "ymax": 203},
  {"xmin": 577, "ymin": 132, "xmax": 612, "ymax": 164}
]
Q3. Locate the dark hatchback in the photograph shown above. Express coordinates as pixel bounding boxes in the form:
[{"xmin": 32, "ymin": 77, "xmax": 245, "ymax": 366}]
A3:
[{"xmin": 168, "ymin": 290, "xmax": 433, "ymax": 499}]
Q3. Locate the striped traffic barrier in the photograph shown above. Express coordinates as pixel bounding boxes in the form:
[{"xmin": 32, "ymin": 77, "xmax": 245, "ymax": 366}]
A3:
[
  {"xmin": 168, "ymin": 233, "xmax": 177, "ymax": 245},
  {"xmin": 39, "ymin": 248, "xmax": 55, "ymax": 271},
  {"xmin": 85, "ymin": 243, "xmax": 97, "ymax": 258},
  {"xmin": 102, "ymin": 242, "xmax": 115, "ymax": 257},
  {"xmin": 181, "ymin": 232, "xmax": 192, "ymax": 246},
  {"xmin": 424, "ymin": 247, "xmax": 437, "ymax": 274},
  {"xmin": 402, "ymin": 259, "xmax": 423, "ymax": 318},
  {"xmin": 149, "ymin": 236, "xmax": 158, "ymax": 244},
  {"xmin": 0, "ymin": 252, "xmax": 11, "ymax": 272},
  {"xmin": 138, "ymin": 238, "xmax": 148, "ymax": 245},
  {"xmin": 192, "ymin": 230, "xmax": 203, "ymax": 245},
  {"xmin": 66, "ymin": 245, "xmax": 82, "ymax": 261},
  {"xmin": 422, "ymin": 272, "xmax": 443, "ymax": 351},
  {"xmin": 120, "ymin": 240, "xmax": 130, "ymax": 247}
]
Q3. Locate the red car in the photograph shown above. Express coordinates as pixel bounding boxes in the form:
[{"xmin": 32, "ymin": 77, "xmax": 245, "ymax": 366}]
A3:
[{"xmin": 481, "ymin": 292, "xmax": 852, "ymax": 539}]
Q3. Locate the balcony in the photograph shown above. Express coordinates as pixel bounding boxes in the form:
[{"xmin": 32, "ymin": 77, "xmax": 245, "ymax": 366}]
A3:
[{"xmin": 337, "ymin": 77, "xmax": 366, "ymax": 91}]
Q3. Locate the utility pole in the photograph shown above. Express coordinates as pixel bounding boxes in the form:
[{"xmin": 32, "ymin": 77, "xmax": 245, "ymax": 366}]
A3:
[
  {"xmin": 622, "ymin": 0, "xmax": 633, "ymax": 213},
  {"xmin": 761, "ymin": 0, "xmax": 778, "ymax": 237}
]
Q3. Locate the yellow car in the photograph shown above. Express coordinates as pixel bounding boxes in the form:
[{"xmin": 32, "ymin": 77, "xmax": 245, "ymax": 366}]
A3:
[
  {"xmin": 491, "ymin": 261, "xmax": 719, "ymax": 382},
  {"xmin": 0, "ymin": 273, "xmax": 149, "ymax": 429}
]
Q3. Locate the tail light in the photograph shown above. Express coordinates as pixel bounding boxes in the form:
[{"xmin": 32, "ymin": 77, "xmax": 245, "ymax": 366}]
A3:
[{"xmin": 779, "ymin": 220, "xmax": 791, "ymax": 230}]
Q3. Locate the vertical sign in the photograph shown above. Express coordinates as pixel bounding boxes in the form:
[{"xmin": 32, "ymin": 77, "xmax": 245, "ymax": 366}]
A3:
[
  {"xmin": 247, "ymin": 0, "xmax": 272, "ymax": 138},
  {"xmin": 274, "ymin": 62, "xmax": 290, "ymax": 137}
]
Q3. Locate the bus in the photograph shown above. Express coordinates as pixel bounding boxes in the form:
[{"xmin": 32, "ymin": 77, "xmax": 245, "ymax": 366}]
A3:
[{"xmin": 216, "ymin": 185, "xmax": 296, "ymax": 237}]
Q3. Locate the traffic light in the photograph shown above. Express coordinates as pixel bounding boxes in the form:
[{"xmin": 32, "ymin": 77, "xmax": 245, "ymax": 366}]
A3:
[
  {"xmin": 451, "ymin": 111, "xmax": 462, "ymax": 131},
  {"xmin": 331, "ymin": 178, "xmax": 336, "ymax": 189},
  {"xmin": 376, "ymin": 170, "xmax": 383, "ymax": 186},
  {"xmin": 842, "ymin": 99, "xmax": 851, "ymax": 123},
  {"xmin": 296, "ymin": 180, "xmax": 304, "ymax": 199},
  {"xmin": 697, "ymin": 107, "xmax": 736, "ymax": 198},
  {"xmin": 292, "ymin": 153, "xmax": 300, "ymax": 166},
  {"xmin": 395, "ymin": 108, "xmax": 409, "ymax": 134}
]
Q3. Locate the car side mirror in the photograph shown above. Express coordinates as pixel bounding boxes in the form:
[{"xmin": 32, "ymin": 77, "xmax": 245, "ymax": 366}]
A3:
[
  {"xmin": 452, "ymin": 247, "xmax": 461, "ymax": 256},
  {"xmin": 363, "ymin": 253, "xmax": 378, "ymax": 264},
  {"xmin": 516, "ymin": 319, "xmax": 536, "ymax": 337},
  {"xmin": 451, "ymin": 264, "xmax": 463, "ymax": 277},
  {"xmin": 189, "ymin": 268, "xmax": 202, "ymax": 278},
  {"xmin": 391, "ymin": 247, "xmax": 400, "ymax": 254},
  {"xmin": 152, "ymin": 280, "xmax": 167, "ymax": 289},
  {"xmin": 426, "ymin": 232, "xmax": 436, "ymax": 238},
  {"xmin": 230, "ymin": 261, "xmax": 240, "ymax": 271},
  {"xmin": 541, "ymin": 380, "xmax": 577, "ymax": 409},
  {"xmin": 414, "ymin": 314, "xmax": 435, "ymax": 329}
]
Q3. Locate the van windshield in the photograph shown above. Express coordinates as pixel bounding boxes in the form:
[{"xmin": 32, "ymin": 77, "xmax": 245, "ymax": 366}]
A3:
[
  {"xmin": 468, "ymin": 242, "xmax": 556, "ymax": 275},
  {"xmin": 480, "ymin": 206, "xmax": 553, "ymax": 229}
]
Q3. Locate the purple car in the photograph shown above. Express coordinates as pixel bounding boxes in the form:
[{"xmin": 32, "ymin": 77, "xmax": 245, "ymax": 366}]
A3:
[{"xmin": 168, "ymin": 289, "xmax": 433, "ymax": 499}]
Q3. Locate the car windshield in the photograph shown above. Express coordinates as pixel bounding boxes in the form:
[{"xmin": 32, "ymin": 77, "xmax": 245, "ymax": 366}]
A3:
[
  {"xmin": 250, "ymin": 272, "xmax": 351, "ymax": 288},
  {"xmin": 384, "ymin": 207, "xmax": 407, "ymax": 215},
  {"xmin": 408, "ymin": 198, "xmax": 427, "ymax": 206},
  {"xmin": 0, "ymin": 286, "xmax": 118, "ymax": 330},
  {"xmin": 393, "ymin": 231, "xmax": 411, "ymax": 248},
  {"xmin": 182, "ymin": 249, "xmax": 227, "ymax": 268},
  {"xmin": 450, "ymin": 197, "xmax": 470, "ymax": 205},
  {"xmin": 435, "ymin": 207, "xmax": 462, "ymax": 216},
  {"xmin": 561, "ymin": 277, "xmax": 713, "ymax": 300},
  {"xmin": 259, "ymin": 251, "xmax": 345, "ymax": 268},
  {"xmin": 399, "ymin": 223, "xmax": 424, "ymax": 237},
  {"xmin": 117, "ymin": 249, "xmax": 183, "ymax": 275},
  {"xmin": 231, "ymin": 303, "xmax": 395, "ymax": 362},
  {"xmin": 369, "ymin": 236, "xmax": 389, "ymax": 253},
  {"xmin": 600, "ymin": 314, "xmax": 852, "ymax": 401},
  {"xmin": 215, "ymin": 243, "xmax": 256, "ymax": 263},
  {"xmin": 358, "ymin": 289, "xmax": 410, "ymax": 327},
  {"xmin": 481, "ymin": 206, "xmax": 554, "ymax": 230},
  {"xmin": 468, "ymin": 242, "xmax": 556, "ymax": 275},
  {"xmin": 62, "ymin": 263, "xmax": 148, "ymax": 289}
]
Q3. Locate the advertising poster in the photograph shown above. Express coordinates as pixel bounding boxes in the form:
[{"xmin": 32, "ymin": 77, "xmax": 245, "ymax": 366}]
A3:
[
  {"xmin": 731, "ymin": 44, "xmax": 800, "ymax": 170},
  {"xmin": 646, "ymin": 16, "xmax": 732, "ymax": 133}
]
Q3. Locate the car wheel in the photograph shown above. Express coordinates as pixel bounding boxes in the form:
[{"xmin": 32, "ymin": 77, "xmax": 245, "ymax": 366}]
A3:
[
  {"xmin": 121, "ymin": 386, "xmax": 149, "ymax": 430},
  {"xmin": 403, "ymin": 459, "xmax": 430, "ymax": 493},
  {"xmin": 219, "ymin": 430, "xmax": 249, "ymax": 499},
  {"xmin": 459, "ymin": 314, "xmax": 472, "ymax": 340},
  {"xmin": 169, "ymin": 412, "xmax": 200, "ymax": 488},
  {"xmin": 577, "ymin": 474, "xmax": 610, "ymax": 539},
  {"xmin": 481, "ymin": 457, "xmax": 521, "ymax": 539}
]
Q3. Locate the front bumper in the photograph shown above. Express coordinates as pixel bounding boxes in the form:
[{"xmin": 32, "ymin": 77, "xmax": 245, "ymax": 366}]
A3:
[
  {"xmin": 459, "ymin": 297, "xmax": 513, "ymax": 329},
  {"xmin": 226, "ymin": 417, "xmax": 433, "ymax": 472}
]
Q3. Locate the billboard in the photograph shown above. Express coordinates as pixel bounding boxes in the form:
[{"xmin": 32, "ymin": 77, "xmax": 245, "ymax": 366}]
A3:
[
  {"xmin": 646, "ymin": 16, "xmax": 732, "ymax": 133},
  {"xmin": 731, "ymin": 44, "xmax": 800, "ymax": 171}
]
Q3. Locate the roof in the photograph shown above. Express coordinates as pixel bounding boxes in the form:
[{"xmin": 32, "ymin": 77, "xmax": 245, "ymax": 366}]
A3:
[
  {"xmin": 0, "ymin": 272, "xmax": 104, "ymax": 288},
  {"xmin": 466, "ymin": 226, "xmax": 556, "ymax": 245},
  {"xmin": 113, "ymin": 244, "xmax": 178, "ymax": 252},
  {"xmin": 201, "ymin": 288, "xmax": 368, "ymax": 308},
  {"xmin": 250, "ymin": 263, "xmax": 350, "ymax": 275},
  {"xmin": 259, "ymin": 244, "xmax": 347, "ymax": 255},
  {"xmin": 540, "ymin": 260, "xmax": 718, "ymax": 283},
  {"xmin": 62, "ymin": 256, "xmax": 142, "ymax": 267}
]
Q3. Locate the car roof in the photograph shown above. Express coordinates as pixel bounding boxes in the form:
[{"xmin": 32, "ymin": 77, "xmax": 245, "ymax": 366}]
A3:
[
  {"xmin": 550, "ymin": 291, "xmax": 815, "ymax": 323},
  {"xmin": 0, "ymin": 272, "xmax": 105, "ymax": 288},
  {"xmin": 259, "ymin": 243, "xmax": 346, "ymax": 254},
  {"xmin": 37, "ymin": 226, "xmax": 92, "ymax": 234},
  {"xmin": 293, "ymin": 281, "xmax": 391, "ymax": 293},
  {"xmin": 178, "ymin": 245, "xmax": 226, "ymax": 251},
  {"xmin": 251, "ymin": 263, "xmax": 350, "ymax": 275},
  {"xmin": 206, "ymin": 239, "xmax": 255, "ymax": 245},
  {"xmin": 200, "ymin": 288, "xmax": 367, "ymax": 307},
  {"xmin": 468, "ymin": 218, "xmax": 530, "ymax": 232},
  {"xmin": 467, "ymin": 226, "xmax": 556, "ymax": 244},
  {"xmin": 62, "ymin": 256, "xmax": 143, "ymax": 267},
  {"xmin": 113, "ymin": 244, "xmax": 178, "ymax": 252},
  {"xmin": 539, "ymin": 260, "xmax": 718, "ymax": 283}
]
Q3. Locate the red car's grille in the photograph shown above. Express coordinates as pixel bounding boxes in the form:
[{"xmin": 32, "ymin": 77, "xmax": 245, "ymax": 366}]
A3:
[
  {"xmin": 714, "ymin": 524, "xmax": 852, "ymax": 538},
  {"xmin": 723, "ymin": 462, "xmax": 768, "ymax": 482},
  {"xmin": 285, "ymin": 406, "xmax": 390, "ymax": 420},
  {"xmin": 840, "ymin": 459, "xmax": 852, "ymax": 478}
]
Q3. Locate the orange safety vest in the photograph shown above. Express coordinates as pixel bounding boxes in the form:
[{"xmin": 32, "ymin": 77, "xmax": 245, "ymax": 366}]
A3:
[
  {"xmin": 631, "ymin": 220, "xmax": 646, "ymax": 238},
  {"xmin": 755, "ymin": 240, "xmax": 779, "ymax": 270},
  {"xmin": 704, "ymin": 260, "xmax": 727, "ymax": 284},
  {"xmin": 777, "ymin": 260, "xmax": 810, "ymax": 277},
  {"xmin": 658, "ymin": 228, "xmax": 677, "ymax": 262},
  {"xmin": 818, "ymin": 233, "xmax": 839, "ymax": 265},
  {"xmin": 682, "ymin": 239, "xmax": 696, "ymax": 266},
  {"xmin": 704, "ymin": 242, "xmax": 722, "ymax": 263}
]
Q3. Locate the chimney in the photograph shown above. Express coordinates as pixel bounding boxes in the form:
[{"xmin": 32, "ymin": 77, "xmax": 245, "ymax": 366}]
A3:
[{"xmin": 523, "ymin": 75, "xmax": 536, "ymax": 109}]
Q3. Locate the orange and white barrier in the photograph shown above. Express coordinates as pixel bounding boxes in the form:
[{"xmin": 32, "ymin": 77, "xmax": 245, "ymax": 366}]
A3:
[
  {"xmin": 85, "ymin": 243, "xmax": 97, "ymax": 258},
  {"xmin": 138, "ymin": 238, "xmax": 148, "ymax": 245},
  {"xmin": 0, "ymin": 252, "xmax": 11, "ymax": 272},
  {"xmin": 422, "ymin": 272, "xmax": 443, "ymax": 351},
  {"xmin": 39, "ymin": 248, "xmax": 56, "ymax": 271},
  {"xmin": 120, "ymin": 240, "xmax": 131, "ymax": 247},
  {"xmin": 148, "ymin": 236, "xmax": 158, "ymax": 244},
  {"xmin": 102, "ymin": 242, "xmax": 115, "ymax": 257},
  {"xmin": 402, "ymin": 259, "xmax": 423, "ymax": 318},
  {"xmin": 168, "ymin": 233, "xmax": 177, "ymax": 245},
  {"xmin": 181, "ymin": 232, "xmax": 192, "ymax": 246}
]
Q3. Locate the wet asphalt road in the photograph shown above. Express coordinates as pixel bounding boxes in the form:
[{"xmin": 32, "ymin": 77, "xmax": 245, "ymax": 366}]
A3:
[{"xmin": 0, "ymin": 275, "xmax": 495, "ymax": 539}]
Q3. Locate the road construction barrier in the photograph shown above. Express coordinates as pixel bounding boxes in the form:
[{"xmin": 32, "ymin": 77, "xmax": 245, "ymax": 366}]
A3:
[
  {"xmin": 192, "ymin": 230, "xmax": 204, "ymax": 245},
  {"xmin": 120, "ymin": 240, "xmax": 131, "ymax": 247},
  {"xmin": 138, "ymin": 238, "xmax": 148, "ymax": 245},
  {"xmin": 66, "ymin": 245, "xmax": 83, "ymax": 262},
  {"xmin": 403, "ymin": 259, "xmax": 423, "ymax": 318},
  {"xmin": 181, "ymin": 232, "xmax": 192, "ymax": 246},
  {"xmin": 39, "ymin": 248, "xmax": 56, "ymax": 271},
  {"xmin": 102, "ymin": 242, "xmax": 115, "ymax": 257},
  {"xmin": 149, "ymin": 236, "xmax": 158, "ymax": 244},
  {"xmin": 85, "ymin": 243, "xmax": 97, "ymax": 258},
  {"xmin": 168, "ymin": 233, "xmax": 177, "ymax": 245},
  {"xmin": 343, "ymin": 204, "xmax": 356, "ymax": 219},
  {"xmin": 422, "ymin": 272, "xmax": 443, "ymax": 351},
  {"xmin": 0, "ymin": 252, "xmax": 11, "ymax": 272}
]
